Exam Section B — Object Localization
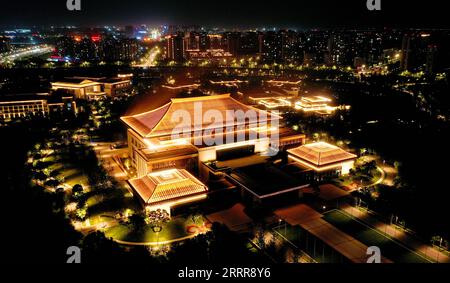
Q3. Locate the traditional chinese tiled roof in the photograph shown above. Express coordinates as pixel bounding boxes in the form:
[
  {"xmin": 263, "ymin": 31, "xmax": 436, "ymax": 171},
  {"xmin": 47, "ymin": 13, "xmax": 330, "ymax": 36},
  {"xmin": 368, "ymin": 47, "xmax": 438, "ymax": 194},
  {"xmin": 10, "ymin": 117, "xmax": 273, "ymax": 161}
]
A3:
[
  {"xmin": 288, "ymin": 142, "xmax": 357, "ymax": 167},
  {"xmin": 121, "ymin": 94, "xmax": 281, "ymax": 138},
  {"xmin": 128, "ymin": 169, "xmax": 208, "ymax": 206}
]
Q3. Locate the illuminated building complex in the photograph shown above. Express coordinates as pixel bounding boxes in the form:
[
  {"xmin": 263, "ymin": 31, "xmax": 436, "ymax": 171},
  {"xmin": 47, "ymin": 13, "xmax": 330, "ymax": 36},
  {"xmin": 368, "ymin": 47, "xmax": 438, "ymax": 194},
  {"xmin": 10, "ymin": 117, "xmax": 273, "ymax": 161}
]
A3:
[
  {"xmin": 0, "ymin": 93, "xmax": 76, "ymax": 120},
  {"xmin": 250, "ymin": 97, "xmax": 293, "ymax": 109},
  {"xmin": 295, "ymin": 96, "xmax": 337, "ymax": 114},
  {"xmin": 121, "ymin": 94, "xmax": 306, "ymax": 210},
  {"xmin": 121, "ymin": 94, "xmax": 305, "ymax": 178},
  {"xmin": 51, "ymin": 76, "xmax": 131, "ymax": 100}
]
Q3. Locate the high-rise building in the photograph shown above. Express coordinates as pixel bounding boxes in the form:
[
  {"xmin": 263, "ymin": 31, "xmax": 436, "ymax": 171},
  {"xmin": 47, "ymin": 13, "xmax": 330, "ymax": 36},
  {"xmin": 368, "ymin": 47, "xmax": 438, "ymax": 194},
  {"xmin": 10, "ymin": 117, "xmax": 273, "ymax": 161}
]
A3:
[
  {"xmin": 165, "ymin": 33, "xmax": 185, "ymax": 62},
  {"xmin": 260, "ymin": 31, "xmax": 283, "ymax": 63},
  {"xmin": 207, "ymin": 34, "xmax": 223, "ymax": 50},
  {"xmin": 223, "ymin": 32, "xmax": 240, "ymax": 56},
  {"xmin": 0, "ymin": 36, "xmax": 11, "ymax": 53},
  {"xmin": 425, "ymin": 45, "xmax": 438, "ymax": 75},
  {"xmin": 239, "ymin": 32, "xmax": 259, "ymax": 56},
  {"xmin": 124, "ymin": 25, "xmax": 135, "ymax": 39},
  {"xmin": 326, "ymin": 34, "xmax": 346, "ymax": 66},
  {"xmin": 184, "ymin": 32, "xmax": 200, "ymax": 50},
  {"xmin": 75, "ymin": 37, "xmax": 99, "ymax": 61},
  {"xmin": 400, "ymin": 35, "xmax": 411, "ymax": 71},
  {"xmin": 401, "ymin": 33, "xmax": 434, "ymax": 72},
  {"xmin": 100, "ymin": 37, "xmax": 140, "ymax": 62},
  {"xmin": 199, "ymin": 32, "xmax": 208, "ymax": 51}
]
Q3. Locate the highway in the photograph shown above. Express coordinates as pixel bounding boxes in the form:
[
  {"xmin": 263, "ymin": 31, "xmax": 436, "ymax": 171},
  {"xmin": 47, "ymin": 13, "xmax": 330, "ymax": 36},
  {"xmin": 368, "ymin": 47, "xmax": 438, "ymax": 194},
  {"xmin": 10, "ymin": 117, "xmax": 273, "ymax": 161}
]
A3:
[{"xmin": 0, "ymin": 44, "xmax": 53, "ymax": 64}]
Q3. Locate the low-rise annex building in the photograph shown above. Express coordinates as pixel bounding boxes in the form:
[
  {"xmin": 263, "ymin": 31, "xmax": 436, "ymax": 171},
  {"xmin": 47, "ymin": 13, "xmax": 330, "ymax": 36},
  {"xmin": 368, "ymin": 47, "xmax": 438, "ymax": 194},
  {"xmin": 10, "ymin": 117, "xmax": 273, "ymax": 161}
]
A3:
[
  {"xmin": 287, "ymin": 142, "xmax": 357, "ymax": 175},
  {"xmin": 51, "ymin": 76, "xmax": 131, "ymax": 100},
  {"xmin": 295, "ymin": 96, "xmax": 337, "ymax": 114},
  {"xmin": 127, "ymin": 168, "xmax": 208, "ymax": 214},
  {"xmin": 0, "ymin": 93, "xmax": 76, "ymax": 121}
]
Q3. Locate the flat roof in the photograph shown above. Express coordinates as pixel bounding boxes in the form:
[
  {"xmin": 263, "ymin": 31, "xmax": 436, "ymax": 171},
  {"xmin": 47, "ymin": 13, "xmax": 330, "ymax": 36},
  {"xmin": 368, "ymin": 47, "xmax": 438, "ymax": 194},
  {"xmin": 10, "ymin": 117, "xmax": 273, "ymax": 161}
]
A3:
[
  {"xmin": 0, "ymin": 93, "xmax": 50, "ymax": 103},
  {"xmin": 288, "ymin": 142, "xmax": 357, "ymax": 168},
  {"xmin": 128, "ymin": 169, "xmax": 208, "ymax": 206},
  {"xmin": 98, "ymin": 78, "xmax": 130, "ymax": 84},
  {"xmin": 0, "ymin": 93, "xmax": 71, "ymax": 105},
  {"xmin": 52, "ymin": 78, "xmax": 102, "ymax": 87},
  {"xmin": 230, "ymin": 163, "xmax": 309, "ymax": 199},
  {"xmin": 139, "ymin": 145, "xmax": 198, "ymax": 162},
  {"xmin": 265, "ymin": 79, "xmax": 301, "ymax": 85},
  {"xmin": 301, "ymin": 96, "xmax": 332, "ymax": 103},
  {"xmin": 206, "ymin": 203, "xmax": 252, "ymax": 232}
]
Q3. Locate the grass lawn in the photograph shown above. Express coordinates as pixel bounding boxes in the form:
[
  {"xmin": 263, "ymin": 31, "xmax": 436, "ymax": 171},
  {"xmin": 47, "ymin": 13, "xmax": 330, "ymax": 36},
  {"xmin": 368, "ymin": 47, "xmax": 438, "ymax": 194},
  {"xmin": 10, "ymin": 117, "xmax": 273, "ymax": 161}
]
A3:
[
  {"xmin": 59, "ymin": 167, "xmax": 89, "ymax": 187},
  {"xmin": 88, "ymin": 213, "xmax": 116, "ymax": 226},
  {"xmin": 104, "ymin": 216, "xmax": 209, "ymax": 244},
  {"xmin": 334, "ymin": 168, "xmax": 382, "ymax": 188},
  {"xmin": 42, "ymin": 147, "xmax": 138, "ymax": 229},
  {"xmin": 333, "ymin": 177, "xmax": 354, "ymax": 188},
  {"xmin": 323, "ymin": 210, "xmax": 431, "ymax": 263}
]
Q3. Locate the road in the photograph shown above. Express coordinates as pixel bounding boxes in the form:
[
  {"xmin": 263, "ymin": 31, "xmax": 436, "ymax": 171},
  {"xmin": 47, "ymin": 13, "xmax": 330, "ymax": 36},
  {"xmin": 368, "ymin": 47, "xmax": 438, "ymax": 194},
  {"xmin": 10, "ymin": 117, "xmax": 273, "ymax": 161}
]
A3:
[
  {"xmin": 133, "ymin": 46, "xmax": 161, "ymax": 68},
  {"xmin": 0, "ymin": 45, "xmax": 53, "ymax": 64}
]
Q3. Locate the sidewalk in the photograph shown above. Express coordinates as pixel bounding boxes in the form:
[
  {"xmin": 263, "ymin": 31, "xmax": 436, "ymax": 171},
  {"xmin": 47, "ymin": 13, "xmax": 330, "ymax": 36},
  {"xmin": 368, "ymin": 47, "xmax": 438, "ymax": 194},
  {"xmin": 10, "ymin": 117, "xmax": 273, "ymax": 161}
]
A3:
[{"xmin": 341, "ymin": 205, "xmax": 449, "ymax": 263}]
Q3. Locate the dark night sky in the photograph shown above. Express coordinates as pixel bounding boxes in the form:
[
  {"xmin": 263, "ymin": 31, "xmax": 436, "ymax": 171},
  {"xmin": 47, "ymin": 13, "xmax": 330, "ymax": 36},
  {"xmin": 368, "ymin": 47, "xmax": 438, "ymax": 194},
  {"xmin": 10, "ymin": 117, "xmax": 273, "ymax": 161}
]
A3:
[{"xmin": 1, "ymin": 0, "xmax": 449, "ymax": 28}]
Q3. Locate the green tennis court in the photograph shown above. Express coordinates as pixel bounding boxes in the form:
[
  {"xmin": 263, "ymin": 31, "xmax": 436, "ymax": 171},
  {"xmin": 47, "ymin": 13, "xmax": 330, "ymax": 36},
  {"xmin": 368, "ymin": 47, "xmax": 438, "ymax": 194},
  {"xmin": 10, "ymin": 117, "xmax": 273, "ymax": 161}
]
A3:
[{"xmin": 323, "ymin": 210, "xmax": 431, "ymax": 263}]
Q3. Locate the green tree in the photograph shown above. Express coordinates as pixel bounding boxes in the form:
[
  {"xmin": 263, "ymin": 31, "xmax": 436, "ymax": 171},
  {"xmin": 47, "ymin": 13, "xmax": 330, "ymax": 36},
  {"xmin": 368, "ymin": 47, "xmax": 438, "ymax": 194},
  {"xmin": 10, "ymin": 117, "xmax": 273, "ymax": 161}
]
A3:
[
  {"xmin": 147, "ymin": 209, "xmax": 170, "ymax": 233},
  {"xmin": 128, "ymin": 212, "xmax": 147, "ymax": 232}
]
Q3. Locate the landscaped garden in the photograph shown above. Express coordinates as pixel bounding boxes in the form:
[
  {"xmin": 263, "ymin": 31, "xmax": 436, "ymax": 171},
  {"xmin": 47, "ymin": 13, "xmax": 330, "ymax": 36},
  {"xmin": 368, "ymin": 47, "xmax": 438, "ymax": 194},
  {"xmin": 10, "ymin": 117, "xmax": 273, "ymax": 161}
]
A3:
[
  {"xmin": 104, "ymin": 216, "xmax": 211, "ymax": 245},
  {"xmin": 334, "ymin": 157, "xmax": 383, "ymax": 189},
  {"xmin": 27, "ymin": 127, "xmax": 140, "ymax": 230}
]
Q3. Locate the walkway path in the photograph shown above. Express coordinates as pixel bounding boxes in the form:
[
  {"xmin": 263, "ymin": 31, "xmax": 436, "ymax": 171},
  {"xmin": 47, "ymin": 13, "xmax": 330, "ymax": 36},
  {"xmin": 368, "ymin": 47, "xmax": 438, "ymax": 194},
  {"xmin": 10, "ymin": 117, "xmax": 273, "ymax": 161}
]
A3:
[
  {"xmin": 358, "ymin": 155, "xmax": 397, "ymax": 188},
  {"xmin": 113, "ymin": 233, "xmax": 201, "ymax": 246}
]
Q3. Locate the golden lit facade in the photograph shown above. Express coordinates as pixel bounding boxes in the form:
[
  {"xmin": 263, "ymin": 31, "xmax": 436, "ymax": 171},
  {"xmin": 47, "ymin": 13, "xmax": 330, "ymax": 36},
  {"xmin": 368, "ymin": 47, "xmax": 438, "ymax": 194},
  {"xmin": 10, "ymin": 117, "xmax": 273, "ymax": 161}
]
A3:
[
  {"xmin": 250, "ymin": 96, "xmax": 293, "ymax": 109},
  {"xmin": 0, "ymin": 99, "xmax": 48, "ymax": 119},
  {"xmin": 121, "ymin": 94, "xmax": 305, "ymax": 178},
  {"xmin": 0, "ymin": 93, "xmax": 76, "ymax": 120},
  {"xmin": 51, "ymin": 78, "xmax": 104, "ymax": 100},
  {"xmin": 51, "ymin": 77, "xmax": 131, "ymax": 100},
  {"xmin": 128, "ymin": 168, "xmax": 208, "ymax": 213},
  {"xmin": 287, "ymin": 142, "xmax": 357, "ymax": 175},
  {"xmin": 295, "ymin": 96, "xmax": 337, "ymax": 114}
]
